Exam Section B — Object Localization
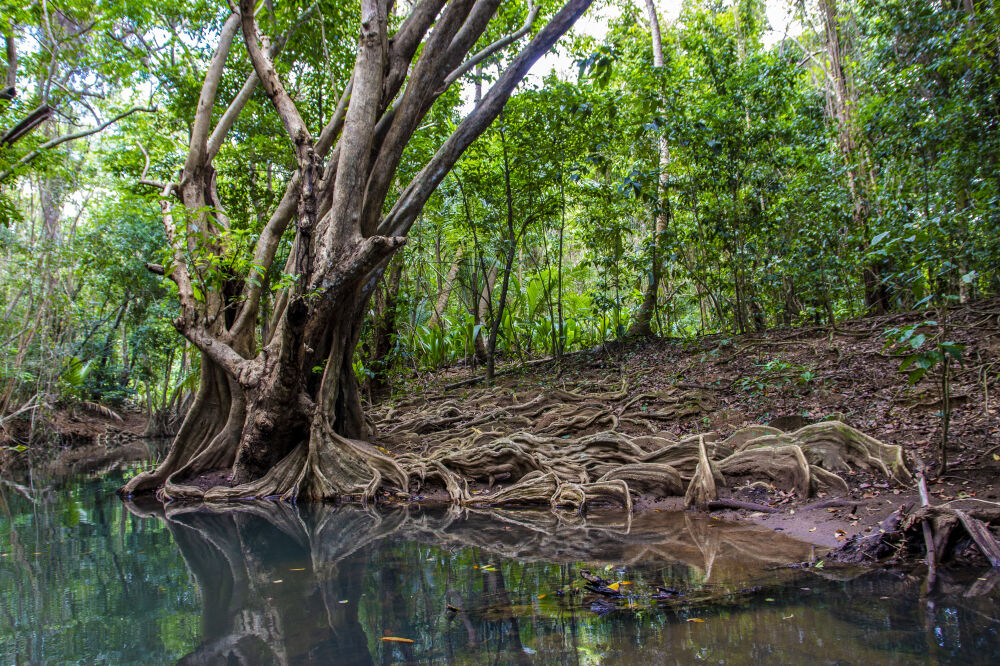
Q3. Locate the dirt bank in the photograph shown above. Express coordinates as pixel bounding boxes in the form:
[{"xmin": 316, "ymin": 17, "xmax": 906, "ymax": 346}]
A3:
[{"xmin": 381, "ymin": 299, "xmax": 1000, "ymax": 561}]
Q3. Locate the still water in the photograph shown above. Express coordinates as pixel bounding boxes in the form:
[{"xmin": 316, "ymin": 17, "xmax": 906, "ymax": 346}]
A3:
[{"xmin": 1, "ymin": 468, "xmax": 999, "ymax": 665}]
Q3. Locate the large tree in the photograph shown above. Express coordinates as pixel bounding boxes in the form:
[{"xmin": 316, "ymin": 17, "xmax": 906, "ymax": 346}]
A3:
[{"xmin": 121, "ymin": 0, "xmax": 594, "ymax": 501}]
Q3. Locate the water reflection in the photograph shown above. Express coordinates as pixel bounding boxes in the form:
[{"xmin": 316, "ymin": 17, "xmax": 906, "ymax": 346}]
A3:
[
  {"xmin": 123, "ymin": 502, "xmax": 815, "ymax": 665},
  {"xmin": 2, "ymin": 471, "xmax": 1000, "ymax": 664}
]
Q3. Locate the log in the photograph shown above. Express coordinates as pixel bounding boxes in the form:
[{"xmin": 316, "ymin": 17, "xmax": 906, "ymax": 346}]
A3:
[
  {"xmin": 706, "ymin": 499, "xmax": 778, "ymax": 514},
  {"xmin": 798, "ymin": 498, "xmax": 863, "ymax": 511}
]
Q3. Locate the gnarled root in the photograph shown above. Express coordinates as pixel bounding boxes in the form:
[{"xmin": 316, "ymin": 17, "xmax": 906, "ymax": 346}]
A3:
[{"xmin": 131, "ymin": 380, "xmax": 912, "ymax": 515}]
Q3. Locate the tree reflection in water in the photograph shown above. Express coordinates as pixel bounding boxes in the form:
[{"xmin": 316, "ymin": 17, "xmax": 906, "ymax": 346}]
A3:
[
  {"xmin": 6, "ymin": 475, "xmax": 1000, "ymax": 664},
  {"xmin": 122, "ymin": 501, "xmax": 821, "ymax": 664}
]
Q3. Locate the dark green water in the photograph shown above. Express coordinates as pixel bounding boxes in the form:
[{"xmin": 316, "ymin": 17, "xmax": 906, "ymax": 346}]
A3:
[{"xmin": 2, "ymin": 469, "xmax": 999, "ymax": 665}]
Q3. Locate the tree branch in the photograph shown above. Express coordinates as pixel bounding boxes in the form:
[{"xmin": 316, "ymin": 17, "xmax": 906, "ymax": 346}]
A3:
[
  {"xmin": 314, "ymin": 0, "xmax": 387, "ymax": 259},
  {"xmin": 438, "ymin": 2, "xmax": 539, "ymax": 94},
  {"xmin": 3, "ymin": 18, "xmax": 15, "ymax": 89},
  {"xmin": 358, "ymin": 0, "xmax": 483, "ymax": 235},
  {"xmin": 230, "ymin": 171, "xmax": 302, "ymax": 337},
  {"xmin": 184, "ymin": 12, "xmax": 241, "ymax": 174},
  {"xmin": 207, "ymin": 2, "xmax": 319, "ymax": 161},
  {"xmin": 381, "ymin": 0, "xmax": 595, "ymax": 237},
  {"xmin": 0, "ymin": 106, "xmax": 154, "ymax": 182},
  {"xmin": 176, "ymin": 319, "xmax": 253, "ymax": 384},
  {"xmin": 0, "ymin": 104, "xmax": 53, "ymax": 147},
  {"xmin": 237, "ymin": 0, "xmax": 312, "ymax": 161}
]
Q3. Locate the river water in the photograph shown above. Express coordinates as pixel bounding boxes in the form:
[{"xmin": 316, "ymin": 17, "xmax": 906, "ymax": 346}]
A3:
[{"xmin": 1, "ymin": 467, "xmax": 998, "ymax": 664}]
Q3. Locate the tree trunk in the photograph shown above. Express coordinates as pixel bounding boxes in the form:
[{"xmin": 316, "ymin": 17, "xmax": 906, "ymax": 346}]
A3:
[
  {"xmin": 430, "ymin": 246, "xmax": 464, "ymax": 330},
  {"xmin": 120, "ymin": 0, "xmax": 596, "ymax": 503},
  {"xmin": 370, "ymin": 255, "xmax": 404, "ymax": 395},
  {"xmin": 819, "ymin": 0, "xmax": 888, "ymax": 314},
  {"xmin": 474, "ymin": 260, "xmax": 497, "ymax": 363},
  {"xmin": 629, "ymin": 0, "xmax": 670, "ymax": 337}
]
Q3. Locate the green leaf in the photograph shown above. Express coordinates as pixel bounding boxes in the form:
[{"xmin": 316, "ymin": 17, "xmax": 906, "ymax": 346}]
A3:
[
  {"xmin": 870, "ymin": 231, "xmax": 890, "ymax": 246},
  {"xmin": 898, "ymin": 354, "xmax": 919, "ymax": 371}
]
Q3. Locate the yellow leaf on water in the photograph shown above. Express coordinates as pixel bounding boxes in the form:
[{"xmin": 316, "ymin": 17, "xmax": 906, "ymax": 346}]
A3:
[
  {"xmin": 808, "ymin": 528, "xmax": 816, "ymax": 532},
  {"xmin": 608, "ymin": 582, "xmax": 620, "ymax": 591},
  {"xmin": 782, "ymin": 614, "xmax": 795, "ymax": 620},
  {"xmin": 537, "ymin": 594, "xmax": 547, "ymax": 599},
  {"xmin": 289, "ymin": 568, "xmax": 305, "ymax": 571},
  {"xmin": 381, "ymin": 637, "xmax": 415, "ymax": 644},
  {"xmin": 619, "ymin": 581, "xmax": 632, "ymax": 585},
  {"xmin": 687, "ymin": 618, "xmax": 705, "ymax": 623}
]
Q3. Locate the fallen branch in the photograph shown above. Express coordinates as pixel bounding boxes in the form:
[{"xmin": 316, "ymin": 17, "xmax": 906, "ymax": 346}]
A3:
[
  {"xmin": 444, "ymin": 349, "xmax": 588, "ymax": 390},
  {"xmin": 0, "ymin": 478, "xmax": 36, "ymax": 502},
  {"xmin": 706, "ymin": 499, "xmax": 778, "ymax": 513},
  {"xmin": 798, "ymin": 498, "xmax": 863, "ymax": 511},
  {"xmin": 953, "ymin": 508, "xmax": 1000, "ymax": 567}
]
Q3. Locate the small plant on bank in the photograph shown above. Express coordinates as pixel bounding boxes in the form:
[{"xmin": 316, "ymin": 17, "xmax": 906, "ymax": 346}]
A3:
[
  {"xmin": 736, "ymin": 357, "xmax": 819, "ymax": 396},
  {"xmin": 883, "ymin": 320, "xmax": 964, "ymax": 474}
]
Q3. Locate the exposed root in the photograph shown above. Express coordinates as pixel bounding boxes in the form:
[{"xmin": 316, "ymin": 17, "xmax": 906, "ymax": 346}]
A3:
[
  {"xmin": 135, "ymin": 380, "xmax": 913, "ymax": 514},
  {"xmin": 684, "ymin": 436, "xmax": 719, "ymax": 508}
]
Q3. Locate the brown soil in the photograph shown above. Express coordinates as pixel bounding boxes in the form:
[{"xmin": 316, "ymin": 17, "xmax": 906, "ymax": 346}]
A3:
[{"xmin": 384, "ymin": 299, "xmax": 1000, "ymax": 553}]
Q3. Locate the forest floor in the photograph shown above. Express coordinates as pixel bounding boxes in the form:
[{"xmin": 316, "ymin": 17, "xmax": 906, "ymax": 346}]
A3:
[
  {"xmin": 383, "ymin": 299, "xmax": 1000, "ymax": 551},
  {"xmin": 6, "ymin": 300, "xmax": 999, "ymax": 560}
]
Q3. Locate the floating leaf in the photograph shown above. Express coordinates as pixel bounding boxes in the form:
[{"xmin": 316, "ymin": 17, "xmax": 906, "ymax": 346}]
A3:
[
  {"xmin": 381, "ymin": 637, "xmax": 415, "ymax": 643},
  {"xmin": 782, "ymin": 614, "xmax": 795, "ymax": 620},
  {"xmin": 607, "ymin": 582, "xmax": 620, "ymax": 591},
  {"xmin": 686, "ymin": 618, "xmax": 705, "ymax": 623},
  {"xmin": 537, "ymin": 594, "xmax": 547, "ymax": 599}
]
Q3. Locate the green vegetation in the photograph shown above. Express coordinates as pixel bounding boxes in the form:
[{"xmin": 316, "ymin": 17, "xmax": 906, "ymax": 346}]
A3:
[{"xmin": 0, "ymin": 1, "xmax": 997, "ymax": 488}]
